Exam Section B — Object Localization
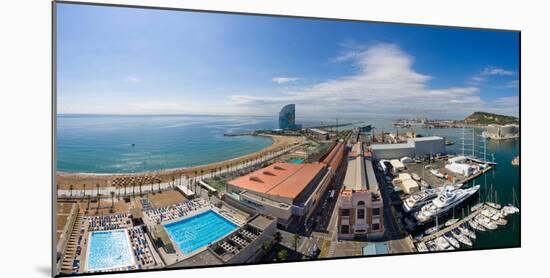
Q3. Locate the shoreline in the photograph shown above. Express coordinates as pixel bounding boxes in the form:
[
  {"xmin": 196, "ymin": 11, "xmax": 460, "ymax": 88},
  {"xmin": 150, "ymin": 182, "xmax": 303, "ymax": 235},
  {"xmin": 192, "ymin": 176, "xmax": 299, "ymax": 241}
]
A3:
[{"xmin": 56, "ymin": 134, "xmax": 301, "ymax": 189}]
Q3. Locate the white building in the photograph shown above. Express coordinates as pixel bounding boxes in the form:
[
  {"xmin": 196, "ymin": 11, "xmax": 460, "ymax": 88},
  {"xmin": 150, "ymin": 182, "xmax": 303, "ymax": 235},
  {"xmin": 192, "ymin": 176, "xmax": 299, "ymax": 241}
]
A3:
[
  {"xmin": 371, "ymin": 136, "xmax": 445, "ymax": 159},
  {"xmin": 445, "ymin": 163, "xmax": 475, "ymax": 177}
]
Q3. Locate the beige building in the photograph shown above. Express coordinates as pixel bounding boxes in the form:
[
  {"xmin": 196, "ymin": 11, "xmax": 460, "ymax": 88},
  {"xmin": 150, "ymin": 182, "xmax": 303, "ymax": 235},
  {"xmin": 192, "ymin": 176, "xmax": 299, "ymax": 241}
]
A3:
[{"xmin": 337, "ymin": 143, "xmax": 384, "ymax": 240}]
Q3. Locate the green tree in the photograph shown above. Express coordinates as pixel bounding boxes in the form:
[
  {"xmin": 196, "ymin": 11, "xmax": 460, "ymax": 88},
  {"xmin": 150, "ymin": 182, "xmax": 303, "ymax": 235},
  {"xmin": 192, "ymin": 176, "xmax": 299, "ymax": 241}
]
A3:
[
  {"xmin": 276, "ymin": 249, "xmax": 289, "ymax": 262},
  {"xmin": 262, "ymin": 240, "xmax": 272, "ymax": 253}
]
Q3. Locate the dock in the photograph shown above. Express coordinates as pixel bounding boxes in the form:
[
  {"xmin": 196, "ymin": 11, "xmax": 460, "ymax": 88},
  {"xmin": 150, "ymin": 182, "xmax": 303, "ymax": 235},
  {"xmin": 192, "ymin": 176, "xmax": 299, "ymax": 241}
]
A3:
[
  {"xmin": 415, "ymin": 203, "xmax": 489, "ymax": 244},
  {"xmin": 223, "ymin": 132, "xmax": 255, "ymax": 137}
]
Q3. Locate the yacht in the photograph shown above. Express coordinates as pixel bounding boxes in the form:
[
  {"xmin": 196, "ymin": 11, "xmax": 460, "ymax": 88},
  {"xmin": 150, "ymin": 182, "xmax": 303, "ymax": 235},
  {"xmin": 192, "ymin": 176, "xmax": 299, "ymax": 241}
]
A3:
[
  {"xmin": 468, "ymin": 220, "xmax": 486, "ymax": 232},
  {"xmin": 458, "ymin": 224, "xmax": 476, "ymax": 239},
  {"xmin": 416, "ymin": 242, "xmax": 429, "ymax": 252},
  {"xmin": 435, "ymin": 236, "xmax": 454, "ymax": 251},
  {"xmin": 451, "ymin": 228, "xmax": 472, "ymax": 246},
  {"xmin": 403, "ymin": 188, "xmax": 438, "ymax": 212},
  {"xmin": 475, "ymin": 215, "xmax": 498, "ymax": 230},
  {"xmin": 426, "ymin": 240, "xmax": 438, "ymax": 252},
  {"xmin": 486, "ymin": 202, "xmax": 502, "ymax": 209},
  {"xmin": 444, "ymin": 232, "xmax": 460, "ymax": 249},
  {"xmin": 414, "ymin": 185, "xmax": 480, "ymax": 223}
]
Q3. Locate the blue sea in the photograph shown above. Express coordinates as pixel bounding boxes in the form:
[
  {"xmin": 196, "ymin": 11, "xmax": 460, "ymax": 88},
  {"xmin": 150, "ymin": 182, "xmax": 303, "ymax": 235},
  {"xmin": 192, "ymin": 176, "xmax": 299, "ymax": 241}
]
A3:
[{"xmin": 56, "ymin": 114, "xmax": 280, "ymax": 173}]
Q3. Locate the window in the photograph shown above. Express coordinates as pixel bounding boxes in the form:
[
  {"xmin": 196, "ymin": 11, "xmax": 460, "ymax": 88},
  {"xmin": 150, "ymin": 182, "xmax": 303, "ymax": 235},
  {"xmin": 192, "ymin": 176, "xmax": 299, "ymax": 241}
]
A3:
[
  {"xmin": 373, "ymin": 208, "xmax": 381, "ymax": 216},
  {"xmin": 341, "ymin": 209, "xmax": 350, "ymax": 217},
  {"xmin": 357, "ymin": 209, "xmax": 365, "ymax": 219},
  {"xmin": 357, "ymin": 200, "xmax": 365, "ymax": 206},
  {"xmin": 341, "ymin": 225, "xmax": 350, "ymax": 234},
  {"xmin": 372, "ymin": 223, "xmax": 380, "ymax": 231}
]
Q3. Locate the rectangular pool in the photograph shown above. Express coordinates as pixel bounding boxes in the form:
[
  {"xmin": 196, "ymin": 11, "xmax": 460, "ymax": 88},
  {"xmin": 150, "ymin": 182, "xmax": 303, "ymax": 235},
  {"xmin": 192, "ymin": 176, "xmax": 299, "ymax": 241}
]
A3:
[
  {"xmin": 86, "ymin": 230, "xmax": 135, "ymax": 272},
  {"xmin": 163, "ymin": 210, "xmax": 238, "ymax": 255}
]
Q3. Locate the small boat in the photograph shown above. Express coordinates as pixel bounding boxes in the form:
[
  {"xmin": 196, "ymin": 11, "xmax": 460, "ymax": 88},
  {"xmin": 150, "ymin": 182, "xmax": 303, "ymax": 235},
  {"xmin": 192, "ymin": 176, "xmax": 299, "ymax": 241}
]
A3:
[
  {"xmin": 435, "ymin": 237, "xmax": 454, "ymax": 251},
  {"xmin": 411, "ymin": 173, "xmax": 421, "ymax": 181},
  {"xmin": 416, "ymin": 242, "xmax": 429, "ymax": 252},
  {"xmin": 468, "ymin": 220, "xmax": 486, "ymax": 232},
  {"xmin": 445, "ymin": 140, "xmax": 454, "ymax": 146},
  {"xmin": 445, "ymin": 218, "xmax": 459, "ymax": 227},
  {"xmin": 426, "ymin": 240, "xmax": 437, "ymax": 252},
  {"xmin": 512, "ymin": 156, "xmax": 519, "ymax": 166},
  {"xmin": 443, "ymin": 232, "xmax": 460, "ymax": 249},
  {"xmin": 475, "ymin": 215, "xmax": 498, "ymax": 230},
  {"xmin": 430, "ymin": 169, "xmax": 446, "ymax": 179},
  {"xmin": 502, "ymin": 204, "xmax": 519, "ymax": 215},
  {"xmin": 451, "ymin": 228, "xmax": 472, "ymax": 246},
  {"xmin": 486, "ymin": 202, "xmax": 502, "ymax": 209},
  {"xmin": 470, "ymin": 203, "xmax": 483, "ymax": 212},
  {"xmin": 458, "ymin": 224, "xmax": 476, "ymax": 239}
]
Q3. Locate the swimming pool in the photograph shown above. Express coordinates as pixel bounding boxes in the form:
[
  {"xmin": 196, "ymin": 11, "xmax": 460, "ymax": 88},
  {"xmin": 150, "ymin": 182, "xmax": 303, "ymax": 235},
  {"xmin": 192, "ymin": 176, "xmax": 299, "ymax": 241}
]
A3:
[
  {"xmin": 86, "ymin": 230, "xmax": 135, "ymax": 272},
  {"xmin": 163, "ymin": 210, "xmax": 238, "ymax": 255},
  {"xmin": 290, "ymin": 158, "xmax": 304, "ymax": 164}
]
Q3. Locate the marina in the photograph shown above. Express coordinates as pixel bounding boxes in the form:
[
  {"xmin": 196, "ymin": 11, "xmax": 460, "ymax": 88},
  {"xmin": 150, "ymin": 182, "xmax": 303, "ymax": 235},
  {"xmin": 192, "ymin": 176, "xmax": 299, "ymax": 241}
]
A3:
[{"xmin": 414, "ymin": 202, "xmax": 519, "ymax": 251}]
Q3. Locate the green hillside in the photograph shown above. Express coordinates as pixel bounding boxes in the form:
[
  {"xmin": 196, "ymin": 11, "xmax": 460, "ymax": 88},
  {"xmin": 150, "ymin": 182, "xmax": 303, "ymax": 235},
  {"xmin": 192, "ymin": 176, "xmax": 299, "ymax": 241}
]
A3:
[{"xmin": 464, "ymin": 111, "xmax": 519, "ymax": 125}]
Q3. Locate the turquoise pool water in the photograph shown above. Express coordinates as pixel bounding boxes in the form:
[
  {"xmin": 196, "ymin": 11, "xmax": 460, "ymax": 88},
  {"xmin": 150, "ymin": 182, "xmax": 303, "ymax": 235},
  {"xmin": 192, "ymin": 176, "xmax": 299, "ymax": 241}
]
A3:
[
  {"xmin": 290, "ymin": 158, "xmax": 304, "ymax": 164},
  {"xmin": 86, "ymin": 230, "xmax": 134, "ymax": 271},
  {"xmin": 163, "ymin": 210, "xmax": 237, "ymax": 255}
]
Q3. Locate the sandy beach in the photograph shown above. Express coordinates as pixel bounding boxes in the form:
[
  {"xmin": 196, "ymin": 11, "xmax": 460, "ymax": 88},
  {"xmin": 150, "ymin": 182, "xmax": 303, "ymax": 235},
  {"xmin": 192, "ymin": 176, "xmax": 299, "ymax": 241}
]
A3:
[{"xmin": 56, "ymin": 134, "xmax": 301, "ymax": 190}]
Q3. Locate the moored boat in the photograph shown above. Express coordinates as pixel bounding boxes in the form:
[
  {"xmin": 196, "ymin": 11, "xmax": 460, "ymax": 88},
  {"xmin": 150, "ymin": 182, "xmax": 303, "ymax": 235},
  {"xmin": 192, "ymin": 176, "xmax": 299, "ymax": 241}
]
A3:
[
  {"xmin": 416, "ymin": 242, "xmax": 429, "ymax": 252},
  {"xmin": 451, "ymin": 228, "xmax": 472, "ymax": 246},
  {"xmin": 468, "ymin": 220, "xmax": 486, "ymax": 232},
  {"xmin": 475, "ymin": 215, "xmax": 498, "ymax": 230},
  {"xmin": 458, "ymin": 224, "xmax": 476, "ymax": 239},
  {"xmin": 443, "ymin": 232, "xmax": 460, "ymax": 249}
]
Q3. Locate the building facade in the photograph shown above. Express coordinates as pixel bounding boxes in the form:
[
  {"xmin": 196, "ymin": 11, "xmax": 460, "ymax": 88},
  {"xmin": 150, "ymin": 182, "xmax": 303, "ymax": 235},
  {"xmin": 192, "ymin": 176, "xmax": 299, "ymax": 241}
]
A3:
[{"xmin": 337, "ymin": 143, "xmax": 384, "ymax": 240}]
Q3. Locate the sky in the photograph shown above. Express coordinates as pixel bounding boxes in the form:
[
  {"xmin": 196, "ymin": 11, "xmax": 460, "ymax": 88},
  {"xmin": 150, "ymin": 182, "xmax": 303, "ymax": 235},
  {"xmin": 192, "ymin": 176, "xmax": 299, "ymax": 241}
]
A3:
[{"xmin": 56, "ymin": 3, "xmax": 520, "ymax": 120}]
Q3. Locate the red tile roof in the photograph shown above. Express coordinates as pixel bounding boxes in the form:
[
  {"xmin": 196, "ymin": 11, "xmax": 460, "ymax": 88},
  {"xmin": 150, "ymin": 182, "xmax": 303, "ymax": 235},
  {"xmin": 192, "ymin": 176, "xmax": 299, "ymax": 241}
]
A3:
[{"xmin": 228, "ymin": 162, "xmax": 325, "ymax": 200}]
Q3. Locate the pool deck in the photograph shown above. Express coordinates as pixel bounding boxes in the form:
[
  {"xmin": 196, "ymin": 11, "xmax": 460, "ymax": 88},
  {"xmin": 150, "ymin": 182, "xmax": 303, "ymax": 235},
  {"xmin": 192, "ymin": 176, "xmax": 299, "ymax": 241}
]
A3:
[{"xmin": 151, "ymin": 205, "xmax": 244, "ymax": 265}]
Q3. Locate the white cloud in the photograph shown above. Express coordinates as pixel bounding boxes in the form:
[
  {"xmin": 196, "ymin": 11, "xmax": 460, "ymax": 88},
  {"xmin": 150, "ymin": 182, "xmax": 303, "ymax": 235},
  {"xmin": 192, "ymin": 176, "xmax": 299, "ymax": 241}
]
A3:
[
  {"xmin": 482, "ymin": 66, "xmax": 514, "ymax": 76},
  {"xmin": 231, "ymin": 43, "xmax": 499, "ymax": 119},
  {"xmin": 271, "ymin": 77, "xmax": 300, "ymax": 84}
]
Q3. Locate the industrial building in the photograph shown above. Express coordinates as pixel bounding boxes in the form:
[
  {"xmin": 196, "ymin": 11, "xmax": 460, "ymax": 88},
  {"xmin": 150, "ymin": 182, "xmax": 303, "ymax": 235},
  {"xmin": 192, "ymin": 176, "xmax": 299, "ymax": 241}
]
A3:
[
  {"xmin": 308, "ymin": 128, "xmax": 329, "ymax": 140},
  {"xmin": 337, "ymin": 142, "xmax": 384, "ymax": 240},
  {"xmin": 370, "ymin": 136, "xmax": 445, "ymax": 159}
]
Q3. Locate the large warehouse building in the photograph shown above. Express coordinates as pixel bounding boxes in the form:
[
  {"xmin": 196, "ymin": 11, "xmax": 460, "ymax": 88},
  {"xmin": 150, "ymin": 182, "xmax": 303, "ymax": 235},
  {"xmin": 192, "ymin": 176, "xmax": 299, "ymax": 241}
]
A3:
[
  {"xmin": 226, "ymin": 162, "xmax": 330, "ymax": 228},
  {"xmin": 370, "ymin": 136, "xmax": 445, "ymax": 159}
]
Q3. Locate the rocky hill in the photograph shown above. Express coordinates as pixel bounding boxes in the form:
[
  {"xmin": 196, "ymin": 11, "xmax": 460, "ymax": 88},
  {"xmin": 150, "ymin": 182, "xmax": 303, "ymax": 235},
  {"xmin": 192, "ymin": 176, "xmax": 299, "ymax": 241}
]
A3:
[{"xmin": 464, "ymin": 112, "xmax": 519, "ymax": 125}]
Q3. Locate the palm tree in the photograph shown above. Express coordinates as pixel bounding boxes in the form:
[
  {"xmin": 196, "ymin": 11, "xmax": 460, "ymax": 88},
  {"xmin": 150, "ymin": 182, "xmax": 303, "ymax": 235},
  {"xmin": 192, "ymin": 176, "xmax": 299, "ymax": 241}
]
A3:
[
  {"xmin": 273, "ymin": 231, "xmax": 283, "ymax": 244},
  {"xmin": 83, "ymin": 183, "xmax": 87, "ymax": 198},
  {"xmin": 110, "ymin": 191, "xmax": 115, "ymax": 213},
  {"xmin": 69, "ymin": 184, "xmax": 73, "ymax": 198},
  {"xmin": 292, "ymin": 234, "xmax": 301, "ymax": 252},
  {"xmin": 96, "ymin": 183, "xmax": 100, "ymax": 208}
]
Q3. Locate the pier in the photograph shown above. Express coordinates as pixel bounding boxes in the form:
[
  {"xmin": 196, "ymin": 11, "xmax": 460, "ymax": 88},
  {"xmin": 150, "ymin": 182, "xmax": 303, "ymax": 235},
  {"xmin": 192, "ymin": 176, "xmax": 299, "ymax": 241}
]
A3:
[
  {"xmin": 223, "ymin": 132, "xmax": 255, "ymax": 137},
  {"xmin": 415, "ymin": 203, "xmax": 490, "ymax": 244}
]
